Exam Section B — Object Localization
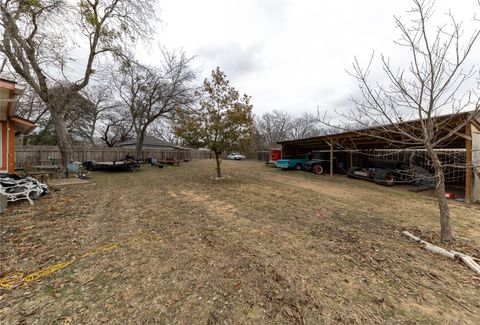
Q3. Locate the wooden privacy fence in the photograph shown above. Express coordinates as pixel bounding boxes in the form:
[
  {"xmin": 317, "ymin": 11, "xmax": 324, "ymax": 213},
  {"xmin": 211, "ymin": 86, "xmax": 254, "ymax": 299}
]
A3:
[
  {"xmin": 14, "ymin": 146, "xmax": 213, "ymax": 167},
  {"xmin": 247, "ymin": 150, "xmax": 270, "ymax": 161}
]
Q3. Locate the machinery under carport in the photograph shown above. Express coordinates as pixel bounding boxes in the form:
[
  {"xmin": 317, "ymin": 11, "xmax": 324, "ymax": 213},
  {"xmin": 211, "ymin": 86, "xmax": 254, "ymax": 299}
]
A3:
[{"xmin": 278, "ymin": 112, "xmax": 480, "ymax": 204}]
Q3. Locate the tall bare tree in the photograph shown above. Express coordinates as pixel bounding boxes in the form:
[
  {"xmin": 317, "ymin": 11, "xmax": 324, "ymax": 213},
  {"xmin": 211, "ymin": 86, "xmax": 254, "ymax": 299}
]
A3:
[
  {"xmin": 337, "ymin": 0, "xmax": 480, "ymax": 242},
  {"xmin": 63, "ymin": 92, "xmax": 95, "ymax": 142},
  {"xmin": 151, "ymin": 119, "xmax": 180, "ymax": 145},
  {"xmin": 15, "ymin": 85, "xmax": 49, "ymax": 124},
  {"xmin": 255, "ymin": 110, "xmax": 292, "ymax": 148},
  {"xmin": 114, "ymin": 52, "xmax": 195, "ymax": 158},
  {"xmin": 81, "ymin": 84, "xmax": 117, "ymax": 145},
  {"xmin": 288, "ymin": 112, "xmax": 323, "ymax": 140},
  {"xmin": 0, "ymin": 0, "xmax": 157, "ymax": 168},
  {"xmin": 254, "ymin": 110, "xmax": 325, "ymax": 149},
  {"xmin": 99, "ymin": 110, "xmax": 132, "ymax": 147},
  {"xmin": 15, "ymin": 83, "xmax": 115, "ymax": 145}
]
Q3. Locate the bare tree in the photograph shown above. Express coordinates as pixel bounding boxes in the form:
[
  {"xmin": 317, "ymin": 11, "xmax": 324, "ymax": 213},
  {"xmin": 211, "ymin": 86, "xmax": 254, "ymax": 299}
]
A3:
[
  {"xmin": 114, "ymin": 52, "xmax": 196, "ymax": 158},
  {"xmin": 99, "ymin": 110, "xmax": 132, "ymax": 147},
  {"xmin": 151, "ymin": 119, "xmax": 181, "ymax": 145},
  {"xmin": 254, "ymin": 110, "xmax": 325, "ymax": 149},
  {"xmin": 0, "ymin": 0, "xmax": 157, "ymax": 169},
  {"xmin": 334, "ymin": 0, "xmax": 480, "ymax": 242},
  {"xmin": 64, "ymin": 92, "xmax": 96, "ymax": 142},
  {"xmin": 15, "ymin": 86, "xmax": 49, "ymax": 124},
  {"xmin": 81, "ymin": 84, "xmax": 118, "ymax": 145},
  {"xmin": 15, "ymin": 83, "xmax": 117, "ymax": 145},
  {"xmin": 255, "ymin": 110, "xmax": 292, "ymax": 148},
  {"xmin": 288, "ymin": 112, "xmax": 323, "ymax": 140}
]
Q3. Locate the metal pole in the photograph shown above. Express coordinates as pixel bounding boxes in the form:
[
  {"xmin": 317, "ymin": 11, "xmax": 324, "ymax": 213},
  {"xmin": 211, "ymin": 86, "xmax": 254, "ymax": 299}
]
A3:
[
  {"xmin": 330, "ymin": 140, "xmax": 334, "ymax": 178},
  {"xmin": 465, "ymin": 123, "xmax": 472, "ymax": 204}
]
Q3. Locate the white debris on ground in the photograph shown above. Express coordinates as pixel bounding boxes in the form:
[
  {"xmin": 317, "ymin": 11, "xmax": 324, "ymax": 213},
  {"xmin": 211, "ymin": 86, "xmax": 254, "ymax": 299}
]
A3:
[{"xmin": 0, "ymin": 176, "xmax": 49, "ymax": 208}]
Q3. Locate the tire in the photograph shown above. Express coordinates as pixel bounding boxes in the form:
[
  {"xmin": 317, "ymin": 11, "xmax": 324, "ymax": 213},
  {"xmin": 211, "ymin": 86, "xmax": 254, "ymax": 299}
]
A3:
[
  {"xmin": 294, "ymin": 163, "xmax": 302, "ymax": 171},
  {"xmin": 313, "ymin": 164, "xmax": 324, "ymax": 175},
  {"xmin": 28, "ymin": 189, "xmax": 42, "ymax": 200},
  {"xmin": 83, "ymin": 161, "xmax": 94, "ymax": 171},
  {"xmin": 374, "ymin": 170, "xmax": 395, "ymax": 186},
  {"xmin": 347, "ymin": 166, "xmax": 361, "ymax": 179}
]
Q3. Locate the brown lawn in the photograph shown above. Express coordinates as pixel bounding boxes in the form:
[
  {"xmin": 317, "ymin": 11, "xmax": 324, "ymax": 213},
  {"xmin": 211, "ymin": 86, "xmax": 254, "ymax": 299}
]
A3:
[{"xmin": 1, "ymin": 160, "xmax": 479, "ymax": 324}]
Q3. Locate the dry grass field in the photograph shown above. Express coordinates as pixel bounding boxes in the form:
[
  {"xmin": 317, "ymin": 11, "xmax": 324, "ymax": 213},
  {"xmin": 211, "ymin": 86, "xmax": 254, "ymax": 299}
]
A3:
[{"xmin": 1, "ymin": 160, "xmax": 479, "ymax": 324}]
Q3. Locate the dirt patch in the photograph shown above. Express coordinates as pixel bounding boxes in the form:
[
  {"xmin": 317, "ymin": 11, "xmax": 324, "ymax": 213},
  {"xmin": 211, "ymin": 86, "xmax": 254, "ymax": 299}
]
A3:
[
  {"xmin": 48, "ymin": 178, "xmax": 92, "ymax": 187},
  {"xmin": 266, "ymin": 169, "xmax": 480, "ymax": 246},
  {"xmin": 1, "ymin": 160, "xmax": 479, "ymax": 324}
]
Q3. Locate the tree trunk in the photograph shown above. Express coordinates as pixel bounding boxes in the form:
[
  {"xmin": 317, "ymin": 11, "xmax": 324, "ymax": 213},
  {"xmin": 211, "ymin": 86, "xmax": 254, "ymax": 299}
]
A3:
[
  {"xmin": 426, "ymin": 146, "xmax": 453, "ymax": 243},
  {"xmin": 214, "ymin": 151, "xmax": 222, "ymax": 178},
  {"xmin": 89, "ymin": 118, "xmax": 97, "ymax": 147},
  {"xmin": 50, "ymin": 109, "xmax": 72, "ymax": 174},
  {"xmin": 135, "ymin": 128, "xmax": 147, "ymax": 160}
]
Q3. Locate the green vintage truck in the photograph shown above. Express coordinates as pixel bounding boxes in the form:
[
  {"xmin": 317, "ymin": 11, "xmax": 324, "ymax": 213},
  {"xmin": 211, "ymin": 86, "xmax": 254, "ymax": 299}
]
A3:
[{"xmin": 275, "ymin": 155, "xmax": 310, "ymax": 170}]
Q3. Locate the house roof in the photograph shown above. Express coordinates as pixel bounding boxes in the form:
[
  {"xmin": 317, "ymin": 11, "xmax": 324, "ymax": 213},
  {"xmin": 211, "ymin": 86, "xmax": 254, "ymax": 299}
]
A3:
[
  {"xmin": 0, "ymin": 78, "xmax": 25, "ymax": 121},
  {"xmin": 12, "ymin": 116, "xmax": 36, "ymax": 134},
  {"xmin": 116, "ymin": 135, "xmax": 178, "ymax": 148},
  {"xmin": 0, "ymin": 78, "xmax": 36, "ymax": 134}
]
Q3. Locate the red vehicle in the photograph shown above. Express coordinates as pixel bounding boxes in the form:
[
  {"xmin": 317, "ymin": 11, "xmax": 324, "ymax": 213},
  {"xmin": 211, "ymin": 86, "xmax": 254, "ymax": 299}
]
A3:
[
  {"xmin": 270, "ymin": 149, "xmax": 281, "ymax": 161},
  {"xmin": 266, "ymin": 149, "xmax": 282, "ymax": 165}
]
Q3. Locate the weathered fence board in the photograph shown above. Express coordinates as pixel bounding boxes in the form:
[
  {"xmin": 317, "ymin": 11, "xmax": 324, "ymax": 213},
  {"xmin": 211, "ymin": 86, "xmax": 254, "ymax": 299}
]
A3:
[{"xmin": 14, "ymin": 146, "xmax": 212, "ymax": 167}]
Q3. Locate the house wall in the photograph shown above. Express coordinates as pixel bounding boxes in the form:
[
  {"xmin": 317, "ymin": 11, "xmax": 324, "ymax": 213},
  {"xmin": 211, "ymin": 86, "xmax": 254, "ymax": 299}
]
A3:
[
  {"xmin": 1, "ymin": 83, "xmax": 14, "ymax": 175},
  {"xmin": 0, "ymin": 122, "xmax": 3, "ymax": 172},
  {"xmin": 0, "ymin": 120, "xmax": 17, "ymax": 175},
  {"xmin": 8, "ymin": 119, "xmax": 15, "ymax": 174}
]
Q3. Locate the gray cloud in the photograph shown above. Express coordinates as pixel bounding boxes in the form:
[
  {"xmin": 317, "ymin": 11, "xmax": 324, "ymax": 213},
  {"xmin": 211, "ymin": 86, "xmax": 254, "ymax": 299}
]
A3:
[
  {"xmin": 197, "ymin": 42, "xmax": 264, "ymax": 80},
  {"xmin": 147, "ymin": 0, "xmax": 480, "ymax": 117}
]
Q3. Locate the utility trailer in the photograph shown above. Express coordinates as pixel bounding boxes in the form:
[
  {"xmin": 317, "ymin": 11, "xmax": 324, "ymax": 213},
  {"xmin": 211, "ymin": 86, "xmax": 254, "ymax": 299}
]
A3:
[{"xmin": 83, "ymin": 160, "xmax": 139, "ymax": 172}]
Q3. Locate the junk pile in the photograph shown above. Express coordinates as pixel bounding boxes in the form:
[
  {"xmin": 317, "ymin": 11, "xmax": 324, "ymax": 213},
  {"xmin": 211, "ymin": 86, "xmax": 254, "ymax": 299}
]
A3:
[{"xmin": 0, "ymin": 176, "xmax": 49, "ymax": 206}]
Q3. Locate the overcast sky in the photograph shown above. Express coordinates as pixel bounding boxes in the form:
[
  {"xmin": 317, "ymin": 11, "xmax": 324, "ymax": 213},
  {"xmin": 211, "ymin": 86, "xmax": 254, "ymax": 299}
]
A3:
[{"xmin": 139, "ymin": 0, "xmax": 480, "ymax": 117}]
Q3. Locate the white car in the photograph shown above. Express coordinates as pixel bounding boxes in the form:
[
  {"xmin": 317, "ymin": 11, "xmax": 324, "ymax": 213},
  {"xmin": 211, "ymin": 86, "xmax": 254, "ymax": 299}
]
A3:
[{"xmin": 226, "ymin": 152, "xmax": 246, "ymax": 160}]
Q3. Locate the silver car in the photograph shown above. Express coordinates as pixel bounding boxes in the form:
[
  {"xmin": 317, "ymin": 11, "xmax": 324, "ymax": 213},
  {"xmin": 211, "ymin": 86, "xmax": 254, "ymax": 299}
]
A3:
[{"xmin": 226, "ymin": 152, "xmax": 246, "ymax": 160}]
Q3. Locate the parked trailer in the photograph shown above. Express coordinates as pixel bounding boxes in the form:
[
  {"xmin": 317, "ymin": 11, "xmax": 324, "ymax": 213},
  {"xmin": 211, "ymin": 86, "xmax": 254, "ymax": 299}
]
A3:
[{"xmin": 83, "ymin": 160, "xmax": 139, "ymax": 172}]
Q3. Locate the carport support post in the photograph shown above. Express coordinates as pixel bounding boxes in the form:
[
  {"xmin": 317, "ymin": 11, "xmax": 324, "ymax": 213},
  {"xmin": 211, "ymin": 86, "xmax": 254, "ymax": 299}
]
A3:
[
  {"xmin": 329, "ymin": 140, "xmax": 334, "ymax": 178},
  {"xmin": 465, "ymin": 123, "xmax": 472, "ymax": 204}
]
